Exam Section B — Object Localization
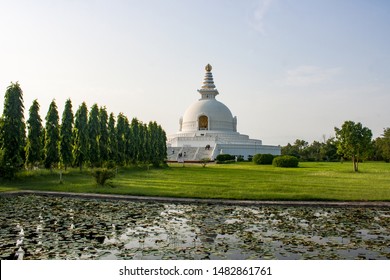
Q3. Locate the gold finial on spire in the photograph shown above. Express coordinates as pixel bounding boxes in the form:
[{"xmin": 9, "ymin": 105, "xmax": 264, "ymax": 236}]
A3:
[{"xmin": 205, "ymin": 64, "xmax": 212, "ymax": 72}]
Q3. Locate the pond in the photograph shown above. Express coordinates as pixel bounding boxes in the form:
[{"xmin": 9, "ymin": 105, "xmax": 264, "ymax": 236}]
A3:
[{"xmin": 0, "ymin": 195, "xmax": 389, "ymax": 260}]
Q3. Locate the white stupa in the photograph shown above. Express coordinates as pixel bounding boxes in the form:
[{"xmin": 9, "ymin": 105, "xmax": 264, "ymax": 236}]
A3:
[{"xmin": 167, "ymin": 64, "xmax": 281, "ymax": 161}]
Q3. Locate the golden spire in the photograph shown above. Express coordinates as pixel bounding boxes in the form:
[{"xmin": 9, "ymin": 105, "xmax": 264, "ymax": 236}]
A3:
[{"xmin": 205, "ymin": 64, "xmax": 212, "ymax": 72}]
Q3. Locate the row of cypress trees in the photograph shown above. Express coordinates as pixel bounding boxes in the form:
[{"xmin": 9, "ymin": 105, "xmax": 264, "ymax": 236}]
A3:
[{"xmin": 0, "ymin": 82, "xmax": 167, "ymax": 177}]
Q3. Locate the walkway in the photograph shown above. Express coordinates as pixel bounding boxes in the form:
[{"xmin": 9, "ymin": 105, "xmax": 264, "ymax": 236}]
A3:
[{"xmin": 1, "ymin": 190, "xmax": 390, "ymax": 207}]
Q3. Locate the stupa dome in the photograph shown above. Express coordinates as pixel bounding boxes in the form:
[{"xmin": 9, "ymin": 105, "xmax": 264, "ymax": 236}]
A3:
[
  {"xmin": 179, "ymin": 64, "xmax": 236, "ymax": 132},
  {"xmin": 181, "ymin": 99, "xmax": 235, "ymax": 132}
]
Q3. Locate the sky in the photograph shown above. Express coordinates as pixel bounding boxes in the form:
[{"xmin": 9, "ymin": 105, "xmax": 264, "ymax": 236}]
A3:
[{"xmin": 0, "ymin": 0, "xmax": 389, "ymax": 146}]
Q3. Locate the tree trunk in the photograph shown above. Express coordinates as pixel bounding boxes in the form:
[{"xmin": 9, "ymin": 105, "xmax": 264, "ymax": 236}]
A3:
[{"xmin": 353, "ymin": 156, "xmax": 359, "ymax": 172}]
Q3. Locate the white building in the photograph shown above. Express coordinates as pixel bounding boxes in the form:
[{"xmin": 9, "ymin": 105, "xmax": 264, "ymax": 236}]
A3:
[{"xmin": 167, "ymin": 64, "xmax": 281, "ymax": 161}]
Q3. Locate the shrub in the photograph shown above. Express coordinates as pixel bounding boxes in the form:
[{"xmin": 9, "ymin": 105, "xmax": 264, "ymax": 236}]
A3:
[
  {"xmin": 253, "ymin": 154, "xmax": 274, "ymax": 165},
  {"xmin": 200, "ymin": 158, "xmax": 210, "ymax": 167},
  {"xmin": 91, "ymin": 168, "xmax": 116, "ymax": 186},
  {"xmin": 236, "ymin": 155, "xmax": 245, "ymax": 162},
  {"xmin": 272, "ymin": 155, "xmax": 299, "ymax": 168},
  {"xmin": 216, "ymin": 154, "xmax": 235, "ymax": 162}
]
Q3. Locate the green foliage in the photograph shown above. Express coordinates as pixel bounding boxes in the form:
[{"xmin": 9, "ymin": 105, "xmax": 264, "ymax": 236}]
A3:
[
  {"xmin": 272, "ymin": 155, "xmax": 299, "ymax": 168},
  {"xmin": 335, "ymin": 121, "xmax": 373, "ymax": 172},
  {"xmin": 282, "ymin": 138, "xmax": 340, "ymax": 162},
  {"xmin": 129, "ymin": 118, "xmax": 140, "ymax": 164},
  {"xmin": 73, "ymin": 102, "xmax": 89, "ymax": 170},
  {"xmin": 200, "ymin": 158, "xmax": 210, "ymax": 167},
  {"xmin": 138, "ymin": 123, "xmax": 149, "ymax": 164},
  {"xmin": 107, "ymin": 113, "xmax": 118, "ymax": 162},
  {"xmin": 60, "ymin": 99, "xmax": 74, "ymax": 169},
  {"xmin": 253, "ymin": 154, "xmax": 274, "ymax": 165},
  {"xmin": 91, "ymin": 168, "xmax": 116, "ymax": 186},
  {"xmin": 0, "ymin": 149, "xmax": 18, "ymax": 179},
  {"xmin": 215, "ymin": 154, "xmax": 237, "ymax": 164},
  {"xmin": 98, "ymin": 107, "xmax": 109, "ymax": 163},
  {"xmin": 88, "ymin": 104, "xmax": 100, "ymax": 167},
  {"xmin": 0, "ymin": 82, "xmax": 26, "ymax": 176},
  {"xmin": 375, "ymin": 128, "xmax": 390, "ymax": 162},
  {"xmin": 44, "ymin": 100, "xmax": 60, "ymax": 170},
  {"xmin": 25, "ymin": 99, "xmax": 43, "ymax": 168},
  {"xmin": 216, "ymin": 154, "xmax": 235, "ymax": 162},
  {"xmin": 148, "ymin": 121, "xmax": 167, "ymax": 167},
  {"xmin": 116, "ymin": 113, "xmax": 128, "ymax": 165}
]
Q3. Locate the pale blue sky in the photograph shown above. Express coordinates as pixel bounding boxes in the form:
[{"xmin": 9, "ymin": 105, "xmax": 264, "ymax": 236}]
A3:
[{"xmin": 1, "ymin": 0, "xmax": 389, "ymax": 145}]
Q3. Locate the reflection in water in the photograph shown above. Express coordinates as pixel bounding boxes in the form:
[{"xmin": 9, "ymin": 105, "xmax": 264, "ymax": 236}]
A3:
[{"xmin": 0, "ymin": 195, "xmax": 389, "ymax": 260}]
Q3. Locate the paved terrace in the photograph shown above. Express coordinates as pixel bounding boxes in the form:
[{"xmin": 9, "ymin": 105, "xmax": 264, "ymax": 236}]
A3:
[{"xmin": 1, "ymin": 190, "xmax": 390, "ymax": 208}]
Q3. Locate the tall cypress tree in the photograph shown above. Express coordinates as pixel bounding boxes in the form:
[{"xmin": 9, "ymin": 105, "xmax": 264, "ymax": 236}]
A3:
[
  {"xmin": 129, "ymin": 118, "xmax": 140, "ymax": 164},
  {"xmin": 0, "ymin": 82, "xmax": 26, "ymax": 176},
  {"xmin": 148, "ymin": 121, "xmax": 159, "ymax": 167},
  {"xmin": 73, "ymin": 102, "xmax": 89, "ymax": 170},
  {"xmin": 44, "ymin": 100, "xmax": 60, "ymax": 170},
  {"xmin": 124, "ymin": 117, "xmax": 131, "ymax": 165},
  {"xmin": 25, "ymin": 99, "xmax": 43, "ymax": 168},
  {"xmin": 88, "ymin": 104, "xmax": 100, "ymax": 167},
  {"xmin": 107, "ymin": 113, "xmax": 117, "ymax": 163},
  {"xmin": 116, "ymin": 113, "xmax": 127, "ymax": 165},
  {"xmin": 99, "ymin": 107, "xmax": 109, "ymax": 164},
  {"xmin": 60, "ymin": 99, "xmax": 74, "ymax": 170},
  {"xmin": 157, "ymin": 124, "xmax": 167, "ymax": 165}
]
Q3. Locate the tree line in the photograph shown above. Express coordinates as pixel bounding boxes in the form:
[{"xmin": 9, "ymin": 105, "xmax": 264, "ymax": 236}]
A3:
[
  {"xmin": 281, "ymin": 121, "xmax": 390, "ymax": 171},
  {"xmin": 0, "ymin": 82, "xmax": 167, "ymax": 178}
]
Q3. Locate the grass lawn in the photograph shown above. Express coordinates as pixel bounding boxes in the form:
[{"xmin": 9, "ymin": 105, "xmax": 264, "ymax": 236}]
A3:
[{"xmin": 0, "ymin": 161, "xmax": 389, "ymax": 201}]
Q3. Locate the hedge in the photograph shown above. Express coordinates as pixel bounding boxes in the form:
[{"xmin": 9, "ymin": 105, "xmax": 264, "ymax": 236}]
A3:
[
  {"xmin": 272, "ymin": 155, "xmax": 299, "ymax": 168},
  {"xmin": 253, "ymin": 154, "xmax": 274, "ymax": 165}
]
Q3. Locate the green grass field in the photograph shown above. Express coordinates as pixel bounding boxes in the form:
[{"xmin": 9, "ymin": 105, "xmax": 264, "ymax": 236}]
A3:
[{"xmin": 0, "ymin": 162, "xmax": 389, "ymax": 201}]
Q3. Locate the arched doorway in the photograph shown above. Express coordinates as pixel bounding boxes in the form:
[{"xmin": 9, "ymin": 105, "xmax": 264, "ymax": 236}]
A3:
[{"xmin": 198, "ymin": 115, "xmax": 208, "ymax": 130}]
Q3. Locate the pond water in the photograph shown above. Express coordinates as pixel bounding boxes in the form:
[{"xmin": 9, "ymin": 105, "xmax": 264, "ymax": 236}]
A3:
[{"xmin": 0, "ymin": 195, "xmax": 389, "ymax": 260}]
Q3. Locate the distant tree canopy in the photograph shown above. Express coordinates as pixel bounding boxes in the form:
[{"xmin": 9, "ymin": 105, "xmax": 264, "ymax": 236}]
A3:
[
  {"xmin": 374, "ymin": 128, "xmax": 390, "ymax": 162},
  {"xmin": 281, "ymin": 137, "xmax": 339, "ymax": 162},
  {"xmin": 0, "ymin": 82, "xmax": 168, "ymax": 178}
]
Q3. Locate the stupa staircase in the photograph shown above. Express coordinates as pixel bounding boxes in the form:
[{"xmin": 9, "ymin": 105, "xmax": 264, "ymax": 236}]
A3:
[{"xmin": 166, "ymin": 146, "xmax": 214, "ymax": 162}]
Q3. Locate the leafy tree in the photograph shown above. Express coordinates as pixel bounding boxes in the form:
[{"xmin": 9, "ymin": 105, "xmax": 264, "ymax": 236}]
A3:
[
  {"xmin": 44, "ymin": 100, "xmax": 60, "ymax": 170},
  {"xmin": 73, "ymin": 102, "xmax": 89, "ymax": 170},
  {"xmin": 25, "ymin": 99, "xmax": 43, "ymax": 168},
  {"xmin": 98, "ymin": 107, "xmax": 109, "ymax": 164},
  {"xmin": 60, "ymin": 99, "xmax": 74, "ymax": 170},
  {"xmin": 334, "ymin": 121, "xmax": 372, "ymax": 172},
  {"xmin": 88, "ymin": 104, "xmax": 100, "ymax": 167},
  {"xmin": 107, "ymin": 113, "xmax": 117, "ymax": 162},
  {"xmin": 0, "ymin": 82, "xmax": 26, "ymax": 177}
]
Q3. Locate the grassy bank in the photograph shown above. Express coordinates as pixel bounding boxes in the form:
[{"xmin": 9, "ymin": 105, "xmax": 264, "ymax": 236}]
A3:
[{"xmin": 0, "ymin": 162, "xmax": 389, "ymax": 201}]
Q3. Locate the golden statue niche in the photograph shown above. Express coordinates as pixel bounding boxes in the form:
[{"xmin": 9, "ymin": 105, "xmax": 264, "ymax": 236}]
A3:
[{"xmin": 198, "ymin": 115, "xmax": 208, "ymax": 130}]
